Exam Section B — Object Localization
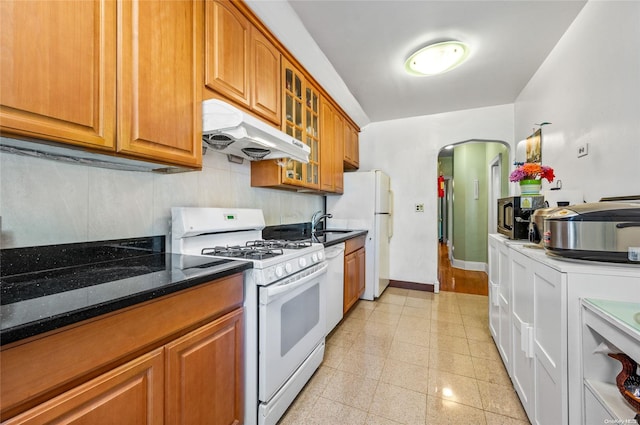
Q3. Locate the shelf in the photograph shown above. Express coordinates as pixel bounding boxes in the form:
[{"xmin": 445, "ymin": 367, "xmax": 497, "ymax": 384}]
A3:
[
  {"xmin": 585, "ymin": 379, "xmax": 639, "ymax": 422},
  {"xmin": 583, "ymin": 299, "xmax": 640, "ymax": 364},
  {"xmin": 581, "ymin": 298, "xmax": 640, "ymax": 424}
]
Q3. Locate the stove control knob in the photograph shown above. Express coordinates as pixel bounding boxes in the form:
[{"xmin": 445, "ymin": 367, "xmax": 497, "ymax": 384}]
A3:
[
  {"xmin": 311, "ymin": 253, "xmax": 318, "ymax": 262},
  {"xmin": 275, "ymin": 265, "xmax": 284, "ymax": 278},
  {"xmin": 285, "ymin": 263, "xmax": 293, "ymax": 274},
  {"xmin": 298, "ymin": 257, "xmax": 307, "ymax": 268},
  {"xmin": 317, "ymin": 251, "xmax": 324, "ymax": 261}
]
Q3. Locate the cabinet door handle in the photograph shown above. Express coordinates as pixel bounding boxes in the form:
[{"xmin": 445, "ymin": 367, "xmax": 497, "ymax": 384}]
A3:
[
  {"xmin": 521, "ymin": 323, "xmax": 534, "ymax": 359},
  {"xmin": 491, "ymin": 285, "xmax": 500, "ymax": 306}
]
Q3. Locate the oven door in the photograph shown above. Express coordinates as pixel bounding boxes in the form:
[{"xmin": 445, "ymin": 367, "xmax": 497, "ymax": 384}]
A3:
[{"xmin": 258, "ymin": 261, "xmax": 328, "ymax": 402}]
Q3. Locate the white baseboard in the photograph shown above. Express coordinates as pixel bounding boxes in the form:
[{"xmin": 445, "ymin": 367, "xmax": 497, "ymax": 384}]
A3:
[{"xmin": 451, "ymin": 258, "xmax": 488, "ymax": 273}]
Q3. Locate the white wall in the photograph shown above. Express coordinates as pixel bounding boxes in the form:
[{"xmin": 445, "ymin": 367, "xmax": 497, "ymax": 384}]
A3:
[
  {"xmin": 0, "ymin": 142, "xmax": 323, "ymax": 248},
  {"xmin": 514, "ymin": 0, "xmax": 640, "ymax": 202},
  {"xmin": 358, "ymin": 104, "xmax": 514, "ymax": 286},
  {"xmin": 359, "ymin": 0, "xmax": 640, "ymax": 287}
]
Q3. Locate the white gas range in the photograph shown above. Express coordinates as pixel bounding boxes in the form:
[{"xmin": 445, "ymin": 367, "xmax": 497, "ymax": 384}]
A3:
[{"xmin": 171, "ymin": 207, "xmax": 327, "ymax": 425}]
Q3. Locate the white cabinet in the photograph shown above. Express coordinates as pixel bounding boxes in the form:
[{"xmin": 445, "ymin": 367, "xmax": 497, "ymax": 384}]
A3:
[
  {"xmin": 581, "ymin": 299, "xmax": 640, "ymax": 424},
  {"xmin": 569, "ymin": 274, "xmax": 640, "ymax": 424},
  {"xmin": 531, "ymin": 260, "xmax": 567, "ymax": 425},
  {"xmin": 509, "ymin": 249, "xmax": 535, "ymax": 418},
  {"xmin": 508, "ymin": 247, "xmax": 568, "ymax": 425},
  {"xmin": 488, "ymin": 236, "xmax": 500, "ymax": 338},
  {"xmin": 488, "ymin": 234, "xmax": 513, "ymax": 375},
  {"xmin": 487, "ymin": 233, "xmax": 640, "ymax": 425}
]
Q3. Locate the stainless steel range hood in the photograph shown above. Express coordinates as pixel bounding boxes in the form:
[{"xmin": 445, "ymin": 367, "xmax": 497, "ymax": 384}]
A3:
[{"xmin": 202, "ymin": 99, "xmax": 310, "ymax": 163}]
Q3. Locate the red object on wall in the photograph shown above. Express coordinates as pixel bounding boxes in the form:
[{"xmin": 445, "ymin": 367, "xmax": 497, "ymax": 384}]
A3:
[{"xmin": 438, "ymin": 175, "xmax": 445, "ymax": 198}]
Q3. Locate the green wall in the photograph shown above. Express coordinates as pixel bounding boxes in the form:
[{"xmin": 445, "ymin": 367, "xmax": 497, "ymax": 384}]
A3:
[
  {"xmin": 485, "ymin": 142, "xmax": 510, "ymax": 198},
  {"xmin": 450, "ymin": 142, "xmax": 508, "ymax": 264}
]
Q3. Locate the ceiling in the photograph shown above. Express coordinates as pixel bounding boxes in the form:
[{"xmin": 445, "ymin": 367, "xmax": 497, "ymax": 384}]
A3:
[{"xmin": 287, "ymin": 0, "xmax": 587, "ymax": 124}]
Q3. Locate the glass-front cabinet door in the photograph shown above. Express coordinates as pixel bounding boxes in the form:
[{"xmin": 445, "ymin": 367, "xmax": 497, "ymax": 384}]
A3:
[{"xmin": 282, "ymin": 59, "xmax": 319, "ymax": 189}]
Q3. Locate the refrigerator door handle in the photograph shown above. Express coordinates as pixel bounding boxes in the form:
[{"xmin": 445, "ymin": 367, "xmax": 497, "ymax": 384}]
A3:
[{"xmin": 388, "ymin": 190, "xmax": 394, "ymax": 239}]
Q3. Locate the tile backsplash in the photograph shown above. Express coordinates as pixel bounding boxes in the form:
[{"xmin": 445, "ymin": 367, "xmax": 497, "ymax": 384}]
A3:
[{"xmin": 0, "ymin": 138, "xmax": 323, "ymax": 249}]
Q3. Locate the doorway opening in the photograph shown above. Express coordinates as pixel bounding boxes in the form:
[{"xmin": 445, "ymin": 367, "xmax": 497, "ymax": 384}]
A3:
[{"xmin": 437, "ymin": 140, "xmax": 510, "ymax": 295}]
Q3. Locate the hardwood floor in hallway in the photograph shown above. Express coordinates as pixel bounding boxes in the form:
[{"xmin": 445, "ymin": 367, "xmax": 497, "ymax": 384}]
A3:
[{"xmin": 438, "ymin": 242, "xmax": 488, "ymax": 296}]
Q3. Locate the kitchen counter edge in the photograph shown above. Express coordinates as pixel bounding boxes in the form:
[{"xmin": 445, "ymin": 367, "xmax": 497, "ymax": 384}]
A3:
[
  {"xmin": 0, "ymin": 260, "xmax": 252, "ymax": 347},
  {"xmin": 314, "ymin": 230, "xmax": 368, "ymax": 247}
]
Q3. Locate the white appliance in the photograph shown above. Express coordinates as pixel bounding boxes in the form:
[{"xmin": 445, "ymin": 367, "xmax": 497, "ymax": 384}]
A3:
[
  {"xmin": 202, "ymin": 99, "xmax": 310, "ymax": 163},
  {"xmin": 171, "ymin": 207, "xmax": 327, "ymax": 425},
  {"xmin": 324, "ymin": 242, "xmax": 345, "ymax": 333},
  {"xmin": 326, "ymin": 170, "xmax": 393, "ymax": 300}
]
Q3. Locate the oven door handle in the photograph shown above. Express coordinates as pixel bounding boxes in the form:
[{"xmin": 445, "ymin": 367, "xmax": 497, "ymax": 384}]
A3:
[{"xmin": 262, "ymin": 262, "xmax": 329, "ymax": 302}]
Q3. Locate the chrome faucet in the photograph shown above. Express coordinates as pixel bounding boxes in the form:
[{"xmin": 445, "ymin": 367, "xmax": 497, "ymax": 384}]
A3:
[{"xmin": 311, "ymin": 210, "xmax": 332, "ymax": 233}]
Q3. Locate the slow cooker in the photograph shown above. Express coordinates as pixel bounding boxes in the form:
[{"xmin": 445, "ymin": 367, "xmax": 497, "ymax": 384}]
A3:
[{"xmin": 543, "ymin": 202, "xmax": 640, "ymax": 263}]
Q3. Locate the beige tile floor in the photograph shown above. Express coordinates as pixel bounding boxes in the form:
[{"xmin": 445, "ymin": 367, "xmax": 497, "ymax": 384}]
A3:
[{"xmin": 278, "ymin": 288, "xmax": 531, "ymax": 425}]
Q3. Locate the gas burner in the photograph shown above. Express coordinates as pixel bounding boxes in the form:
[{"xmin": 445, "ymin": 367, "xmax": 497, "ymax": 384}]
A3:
[
  {"xmin": 201, "ymin": 245, "xmax": 283, "ymax": 260},
  {"xmin": 281, "ymin": 240, "xmax": 313, "ymax": 249},
  {"xmin": 247, "ymin": 239, "xmax": 313, "ymax": 250}
]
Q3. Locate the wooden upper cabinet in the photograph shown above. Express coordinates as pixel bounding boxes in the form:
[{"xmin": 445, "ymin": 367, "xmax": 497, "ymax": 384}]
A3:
[
  {"xmin": 118, "ymin": 0, "xmax": 202, "ymax": 167},
  {"xmin": 282, "ymin": 59, "xmax": 320, "ymax": 189},
  {"xmin": 251, "ymin": 28, "xmax": 281, "ymax": 125},
  {"xmin": 0, "ymin": 0, "xmax": 116, "ymax": 150},
  {"xmin": 344, "ymin": 122, "xmax": 360, "ymax": 170},
  {"xmin": 0, "ymin": 0, "xmax": 202, "ymax": 168},
  {"xmin": 320, "ymin": 99, "xmax": 335, "ymax": 192},
  {"xmin": 205, "ymin": 0, "xmax": 250, "ymax": 107},
  {"xmin": 320, "ymin": 97, "xmax": 344, "ymax": 193},
  {"xmin": 252, "ymin": 58, "xmax": 318, "ymax": 190},
  {"xmin": 333, "ymin": 111, "xmax": 345, "ymax": 193},
  {"xmin": 204, "ymin": 0, "xmax": 281, "ymax": 125}
]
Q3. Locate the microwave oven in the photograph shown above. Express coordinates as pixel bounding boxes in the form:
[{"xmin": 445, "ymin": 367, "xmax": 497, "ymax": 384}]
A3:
[{"xmin": 497, "ymin": 196, "xmax": 545, "ymax": 240}]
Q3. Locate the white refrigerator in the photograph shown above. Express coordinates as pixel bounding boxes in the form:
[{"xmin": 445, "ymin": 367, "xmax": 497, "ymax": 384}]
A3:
[{"xmin": 326, "ymin": 170, "xmax": 392, "ymax": 300}]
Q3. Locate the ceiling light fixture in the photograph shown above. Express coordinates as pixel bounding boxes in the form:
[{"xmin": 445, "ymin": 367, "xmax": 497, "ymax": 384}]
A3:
[{"xmin": 405, "ymin": 41, "xmax": 469, "ymax": 76}]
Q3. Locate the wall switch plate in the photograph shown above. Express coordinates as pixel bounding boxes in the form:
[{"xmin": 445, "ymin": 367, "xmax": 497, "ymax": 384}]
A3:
[
  {"xmin": 415, "ymin": 203, "xmax": 424, "ymax": 212},
  {"xmin": 577, "ymin": 143, "xmax": 589, "ymax": 158}
]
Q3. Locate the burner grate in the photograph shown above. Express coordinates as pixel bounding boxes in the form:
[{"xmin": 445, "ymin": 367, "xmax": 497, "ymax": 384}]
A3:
[
  {"xmin": 248, "ymin": 239, "xmax": 312, "ymax": 250},
  {"xmin": 201, "ymin": 245, "xmax": 284, "ymax": 260}
]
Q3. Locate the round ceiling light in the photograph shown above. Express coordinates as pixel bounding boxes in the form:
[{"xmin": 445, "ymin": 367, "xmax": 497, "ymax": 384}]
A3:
[{"xmin": 405, "ymin": 41, "xmax": 469, "ymax": 76}]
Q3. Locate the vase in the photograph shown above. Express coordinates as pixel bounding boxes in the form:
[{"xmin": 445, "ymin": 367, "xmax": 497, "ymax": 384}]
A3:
[
  {"xmin": 519, "ymin": 179, "xmax": 542, "ymax": 195},
  {"xmin": 608, "ymin": 353, "xmax": 640, "ymax": 413}
]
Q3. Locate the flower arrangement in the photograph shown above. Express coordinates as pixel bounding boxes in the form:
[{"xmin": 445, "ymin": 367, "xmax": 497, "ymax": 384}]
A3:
[{"xmin": 509, "ymin": 162, "xmax": 555, "ymax": 183}]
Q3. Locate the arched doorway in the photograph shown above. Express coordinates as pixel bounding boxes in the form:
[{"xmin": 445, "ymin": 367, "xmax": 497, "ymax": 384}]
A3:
[{"xmin": 437, "ymin": 140, "xmax": 510, "ymax": 295}]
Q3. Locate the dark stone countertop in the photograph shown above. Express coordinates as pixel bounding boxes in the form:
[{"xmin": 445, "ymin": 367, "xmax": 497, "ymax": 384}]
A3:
[
  {"xmin": 0, "ymin": 236, "xmax": 251, "ymax": 346},
  {"xmin": 311, "ymin": 229, "xmax": 368, "ymax": 247},
  {"xmin": 262, "ymin": 222, "xmax": 367, "ymax": 247}
]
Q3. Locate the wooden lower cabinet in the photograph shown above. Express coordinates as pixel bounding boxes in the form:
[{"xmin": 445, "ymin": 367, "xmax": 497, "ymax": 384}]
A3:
[
  {"xmin": 356, "ymin": 248, "xmax": 366, "ymax": 299},
  {"xmin": 3, "ymin": 349, "xmax": 165, "ymax": 425},
  {"xmin": 166, "ymin": 308, "xmax": 244, "ymax": 425},
  {"xmin": 3, "ymin": 309, "xmax": 244, "ymax": 425},
  {"xmin": 344, "ymin": 235, "xmax": 366, "ymax": 314},
  {"xmin": 1, "ymin": 274, "xmax": 244, "ymax": 424}
]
